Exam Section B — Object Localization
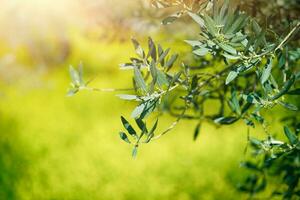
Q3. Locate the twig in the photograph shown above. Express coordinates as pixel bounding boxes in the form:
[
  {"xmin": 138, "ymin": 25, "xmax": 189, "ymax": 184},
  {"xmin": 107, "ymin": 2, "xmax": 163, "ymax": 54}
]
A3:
[
  {"xmin": 86, "ymin": 87, "xmax": 134, "ymax": 92},
  {"xmin": 151, "ymin": 105, "xmax": 187, "ymax": 140},
  {"xmin": 275, "ymin": 21, "xmax": 300, "ymax": 52}
]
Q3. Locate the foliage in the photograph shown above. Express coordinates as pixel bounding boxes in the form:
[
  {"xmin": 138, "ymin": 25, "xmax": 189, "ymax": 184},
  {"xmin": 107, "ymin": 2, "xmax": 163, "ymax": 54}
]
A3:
[{"xmin": 68, "ymin": 0, "xmax": 300, "ymax": 199}]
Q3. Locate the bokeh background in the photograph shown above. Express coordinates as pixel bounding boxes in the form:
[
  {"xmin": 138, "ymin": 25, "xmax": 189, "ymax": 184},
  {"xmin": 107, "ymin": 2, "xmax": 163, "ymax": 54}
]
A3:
[{"xmin": 0, "ymin": 0, "xmax": 264, "ymax": 199}]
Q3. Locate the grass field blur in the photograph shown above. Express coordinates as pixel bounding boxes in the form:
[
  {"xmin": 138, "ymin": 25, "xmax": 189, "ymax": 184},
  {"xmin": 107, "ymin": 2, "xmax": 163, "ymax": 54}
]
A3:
[{"xmin": 0, "ymin": 1, "xmax": 269, "ymax": 199}]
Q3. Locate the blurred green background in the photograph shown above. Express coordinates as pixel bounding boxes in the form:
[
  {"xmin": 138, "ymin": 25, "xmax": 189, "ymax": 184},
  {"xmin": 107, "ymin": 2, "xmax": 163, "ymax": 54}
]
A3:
[{"xmin": 0, "ymin": 0, "xmax": 262, "ymax": 199}]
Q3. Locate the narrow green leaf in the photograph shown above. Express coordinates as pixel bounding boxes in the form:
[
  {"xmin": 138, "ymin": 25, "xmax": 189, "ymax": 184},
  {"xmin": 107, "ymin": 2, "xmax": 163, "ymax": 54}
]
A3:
[
  {"xmin": 223, "ymin": 12, "xmax": 235, "ymax": 33},
  {"xmin": 133, "ymin": 67, "xmax": 147, "ymax": 93},
  {"xmin": 241, "ymin": 102, "xmax": 253, "ymax": 114},
  {"xmin": 158, "ymin": 48, "xmax": 170, "ymax": 65},
  {"xmin": 149, "ymin": 119, "xmax": 158, "ymax": 135},
  {"xmin": 67, "ymin": 88, "xmax": 79, "ymax": 97},
  {"xmin": 116, "ymin": 94, "xmax": 139, "ymax": 101},
  {"xmin": 184, "ymin": 40, "xmax": 203, "ymax": 47},
  {"xmin": 203, "ymin": 14, "xmax": 217, "ymax": 36},
  {"xmin": 188, "ymin": 12, "xmax": 204, "ymax": 27},
  {"xmin": 284, "ymin": 126, "xmax": 298, "ymax": 145},
  {"xmin": 287, "ymin": 88, "xmax": 300, "ymax": 95},
  {"xmin": 231, "ymin": 34, "xmax": 247, "ymax": 43},
  {"xmin": 249, "ymin": 138, "xmax": 262, "ymax": 147},
  {"xmin": 252, "ymin": 20, "xmax": 261, "ymax": 35},
  {"xmin": 135, "ymin": 118, "xmax": 147, "ymax": 133},
  {"xmin": 242, "ymin": 94, "xmax": 261, "ymax": 104},
  {"xmin": 241, "ymin": 161, "xmax": 261, "ymax": 171},
  {"xmin": 206, "ymin": 40, "xmax": 216, "ymax": 48},
  {"xmin": 193, "ymin": 47, "xmax": 209, "ymax": 56},
  {"xmin": 169, "ymin": 71, "xmax": 182, "ymax": 88},
  {"xmin": 119, "ymin": 63, "xmax": 134, "ymax": 70},
  {"xmin": 148, "ymin": 37, "xmax": 157, "ymax": 61},
  {"xmin": 193, "ymin": 122, "xmax": 201, "ymax": 141},
  {"xmin": 231, "ymin": 89, "xmax": 241, "ymax": 115},
  {"xmin": 224, "ymin": 33, "xmax": 236, "ymax": 40},
  {"xmin": 191, "ymin": 75, "xmax": 199, "ymax": 90},
  {"xmin": 119, "ymin": 132, "xmax": 131, "ymax": 144},
  {"xmin": 226, "ymin": 71, "xmax": 238, "ymax": 85},
  {"xmin": 149, "ymin": 60, "xmax": 158, "ymax": 83},
  {"xmin": 212, "ymin": 0, "xmax": 218, "ymax": 22},
  {"xmin": 219, "ymin": 0, "xmax": 229, "ymax": 24},
  {"xmin": 218, "ymin": 42, "xmax": 237, "ymax": 55},
  {"xmin": 269, "ymin": 74, "xmax": 279, "ymax": 89},
  {"xmin": 157, "ymin": 44, "xmax": 163, "ymax": 57},
  {"xmin": 166, "ymin": 54, "xmax": 178, "ymax": 71},
  {"xmin": 157, "ymin": 70, "xmax": 169, "ymax": 88},
  {"xmin": 131, "ymin": 38, "xmax": 145, "ymax": 58},
  {"xmin": 141, "ymin": 100, "xmax": 157, "ymax": 119},
  {"xmin": 132, "ymin": 100, "xmax": 157, "ymax": 120},
  {"xmin": 278, "ymin": 51, "xmax": 286, "ymax": 69},
  {"xmin": 244, "ymin": 36, "xmax": 255, "ymax": 53},
  {"xmin": 268, "ymin": 139, "xmax": 284, "ymax": 146},
  {"xmin": 131, "ymin": 103, "xmax": 146, "ymax": 119},
  {"xmin": 244, "ymin": 118, "xmax": 254, "ymax": 127},
  {"xmin": 270, "ymin": 75, "xmax": 295, "ymax": 100},
  {"xmin": 121, "ymin": 116, "xmax": 138, "ymax": 138},
  {"xmin": 226, "ymin": 14, "xmax": 249, "ymax": 34},
  {"xmin": 132, "ymin": 146, "xmax": 138, "ymax": 158},
  {"xmin": 251, "ymin": 113, "xmax": 264, "ymax": 124},
  {"xmin": 223, "ymin": 53, "xmax": 240, "ymax": 60},
  {"xmin": 253, "ymin": 29, "xmax": 266, "ymax": 50},
  {"xmin": 162, "ymin": 16, "xmax": 178, "ymax": 25},
  {"xmin": 144, "ymin": 119, "xmax": 158, "ymax": 143},
  {"xmin": 278, "ymin": 101, "xmax": 298, "ymax": 111},
  {"xmin": 261, "ymin": 58, "xmax": 272, "ymax": 84},
  {"xmin": 214, "ymin": 116, "xmax": 238, "ymax": 125},
  {"xmin": 69, "ymin": 66, "xmax": 80, "ymax": 85}
]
